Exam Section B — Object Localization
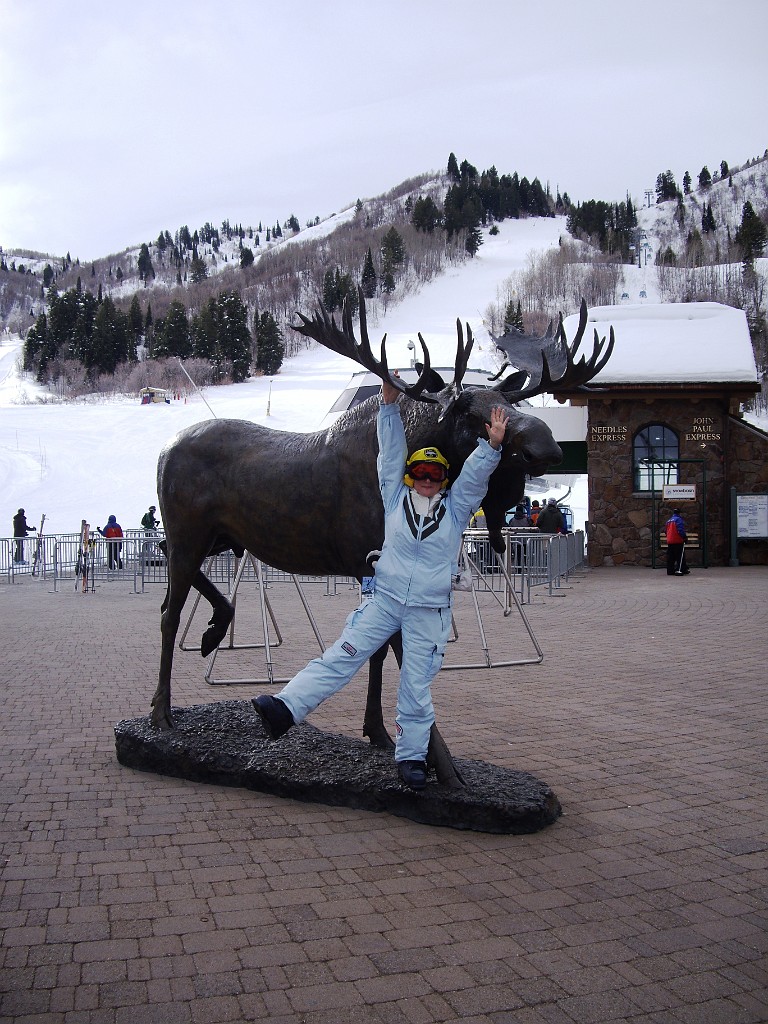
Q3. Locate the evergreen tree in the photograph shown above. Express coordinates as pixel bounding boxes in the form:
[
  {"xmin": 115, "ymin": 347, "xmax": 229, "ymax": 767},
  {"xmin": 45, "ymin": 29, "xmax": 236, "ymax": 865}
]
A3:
[
  {"xmin": 698, "ymin": 165, "xmax": 712, "ymax": 189},
  {"xmin": 734, "ymin": 200, "xmax": 767, "ymax": 265},
  {"xmin": 465, "ymin": 225, "xmax": 483, "ymax": 256},
  {"xmin": 215, "ymin": 291, "xmax": 252, "ymax": 382},
  {"xmin": 189, "ymin": 250, "xmax": 208, "ymax": 282},
  {"xmin": 137, "ymin": 243, "xmax": 155, "ymax": 284},
  {"xmin": 128, "ymin": 294, "xmax": 143, "ymax": 339},
  {"xmin": 254, "ymin": 311, "xmax": 284, "ymax": 375},
  {"xmin": 655, "ymin": 170, "xmax": 678, "ymax": 202},
  {"xmin": 702, "ymin": 202, "xmax": 717, "ymax": 234},
  {"xmin": 380, "ymin": 226, "xmax": 406, "ymax": 285},
  {"xmin": 323, "ymin": 268, "xmax": 339, "ymax": 311},
  {"xmin": 682, "ymin": 171, "xmax": 692, "ymax": 195},
  {"xmin": 411, "ymin": 196, "xmax": 442, "ymax": 232},
  {"xmin": 43, "ymin": 264, "xmax": 54, "ymax": 288},
  {"xmin": 459, "ymin": 159, "xmax": 478, "ymax": 182},
  {"xmin": 24, "ymin": 314, "xmax": 48, "ymax": 371},
  {"xmin": 154, "ymin": 301, "xmax": 191, "ymax": 358},
  {"xmin": 361, "ymin": 248, "xmax": 377, "ymax": 298},
  {"xmin": 720, "ymin": 160, "xmax": 729, "ymax": 179},
  {"xmin": 92, "ymin": 297, "xmax": 131, "ymax": 374},
  {"xmin": 191, "ymin": 299, "xmax": 219, "ymax": 365},
  {"xmin": 240, "ymin": 246, "xmax": 255, "ymax": 269},
  {"xmin": 503, "ymin": 299, "xmax": 524, "ymax": 332},
  {"xmin": 447, "ymin": 152, "xmax": 460, "ymax": 182},
  {"xmin": 381, "ymin": 269, "xmax": 396, "ymax": 295}
]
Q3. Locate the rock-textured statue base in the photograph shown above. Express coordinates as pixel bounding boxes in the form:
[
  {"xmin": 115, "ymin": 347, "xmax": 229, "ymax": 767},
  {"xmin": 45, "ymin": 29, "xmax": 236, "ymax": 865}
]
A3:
[{"xmin": 115, "ymin": 700, "xmax": 561, "ymax": 835}]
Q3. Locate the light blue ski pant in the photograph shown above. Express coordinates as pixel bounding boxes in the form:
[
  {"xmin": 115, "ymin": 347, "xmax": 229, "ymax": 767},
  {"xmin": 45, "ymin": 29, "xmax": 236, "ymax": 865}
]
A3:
[{"xmin": 276, "ymin": 590, "xmax": 451, "ymax": 763}]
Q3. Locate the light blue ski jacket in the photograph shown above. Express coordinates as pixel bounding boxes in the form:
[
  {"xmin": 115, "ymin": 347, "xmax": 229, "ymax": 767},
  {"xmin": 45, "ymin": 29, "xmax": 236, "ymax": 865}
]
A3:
[{"xmin": 373, "ymin": 401, "xmax": 501, "ymax": 609}]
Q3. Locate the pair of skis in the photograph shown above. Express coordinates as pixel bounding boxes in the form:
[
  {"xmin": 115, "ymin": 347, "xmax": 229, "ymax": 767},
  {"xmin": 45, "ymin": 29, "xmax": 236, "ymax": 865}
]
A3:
[
  {"xmin": 31, "ymin": 514, "xmax": 46, "ymax": 576},
  {"xmin": 75, "ymin": 520, "xmax": 91, "ymax": 593}
]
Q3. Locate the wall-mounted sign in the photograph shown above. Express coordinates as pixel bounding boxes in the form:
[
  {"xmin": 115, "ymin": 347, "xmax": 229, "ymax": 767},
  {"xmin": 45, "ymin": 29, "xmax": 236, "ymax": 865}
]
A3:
[
  {"xmin": 736, "ymin": 494, "xmax": 768, "ymax": 539},
  {"xmin": 590, "ymin": 425, "xmax": 628, "ymax": 443},
  {"xmin": 663, "ymin": 484, "xmax": 696, "ymax": 500},
  {"xmin": 685, "ymin": 416, "xmax": 721, "ymax": 443}
]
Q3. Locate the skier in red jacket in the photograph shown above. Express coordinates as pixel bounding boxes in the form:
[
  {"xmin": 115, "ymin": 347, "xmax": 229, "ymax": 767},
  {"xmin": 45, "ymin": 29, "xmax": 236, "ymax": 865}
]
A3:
[
  {"xmin": 98, "ymin": 515, "xmax": 124, "ymax": 570},
  {"xmin": 665, "ymin": 508, "xmax": 689, "ymax": 576}
]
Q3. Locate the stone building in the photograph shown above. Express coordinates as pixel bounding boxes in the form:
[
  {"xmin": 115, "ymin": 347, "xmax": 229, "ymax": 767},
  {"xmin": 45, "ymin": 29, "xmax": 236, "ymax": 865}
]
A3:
[{"xmin": 555, "ymin": 302, "xmax": 766, "ymax": 567}]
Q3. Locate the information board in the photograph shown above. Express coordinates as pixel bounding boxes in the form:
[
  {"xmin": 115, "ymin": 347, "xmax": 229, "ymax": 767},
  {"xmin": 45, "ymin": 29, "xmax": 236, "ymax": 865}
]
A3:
[{"xmin": 736, "ymin": 494, "xmax": 768, "ymax": 539}]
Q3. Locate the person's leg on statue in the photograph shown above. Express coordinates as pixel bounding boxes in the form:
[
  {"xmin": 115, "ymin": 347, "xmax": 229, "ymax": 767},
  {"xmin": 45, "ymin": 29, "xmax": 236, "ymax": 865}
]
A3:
[
  {"xmin": 273, "ymin": 593, "xmax": 402, "ymax": 725},
  {"xmin": 394, "ymin": 605, "xmax": 450, "ymax": 765}
]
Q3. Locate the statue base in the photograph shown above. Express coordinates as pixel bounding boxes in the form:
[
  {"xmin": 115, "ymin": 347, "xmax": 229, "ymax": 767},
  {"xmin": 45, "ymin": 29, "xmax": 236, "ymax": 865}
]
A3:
[{"xmin": 114, "ymin": 700, "xmax": 561, "ymax": 835}]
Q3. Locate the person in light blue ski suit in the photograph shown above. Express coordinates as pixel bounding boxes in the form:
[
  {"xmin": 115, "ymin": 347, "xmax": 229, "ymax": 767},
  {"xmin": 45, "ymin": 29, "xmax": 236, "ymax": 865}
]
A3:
[{"xmin": 253, "ymin": 375, "xmax": 508, "ymax": 790}]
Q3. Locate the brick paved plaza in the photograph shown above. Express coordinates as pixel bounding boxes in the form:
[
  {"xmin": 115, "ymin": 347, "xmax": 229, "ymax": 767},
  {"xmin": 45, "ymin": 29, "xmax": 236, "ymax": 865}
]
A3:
[{"xmin": 1, "ymin": 566, "xmax": 766, "ymax": 1023}]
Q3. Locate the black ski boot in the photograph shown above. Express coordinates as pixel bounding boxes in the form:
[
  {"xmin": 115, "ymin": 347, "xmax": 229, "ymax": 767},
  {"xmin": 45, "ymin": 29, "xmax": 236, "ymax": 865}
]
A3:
[
  {"xmin": 252, "ymin": 695, "xmax": 294, "ymax": 739},
  {"xmin": 397, "ymin": 760, "xmax": 428, "ymax": 791}
]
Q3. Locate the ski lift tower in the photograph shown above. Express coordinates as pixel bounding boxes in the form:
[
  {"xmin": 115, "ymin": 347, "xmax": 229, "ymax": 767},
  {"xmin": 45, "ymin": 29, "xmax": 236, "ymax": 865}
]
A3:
[{"xmin": 644, "ymin": 188, "xmax": 655, "ymax": 208}]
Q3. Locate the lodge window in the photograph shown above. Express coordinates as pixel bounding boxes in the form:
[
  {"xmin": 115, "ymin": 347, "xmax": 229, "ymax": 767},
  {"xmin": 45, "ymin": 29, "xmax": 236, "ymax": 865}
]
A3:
[{"xmin": 633, "ymin": 424, "xmax": 679, "ymax": 492}]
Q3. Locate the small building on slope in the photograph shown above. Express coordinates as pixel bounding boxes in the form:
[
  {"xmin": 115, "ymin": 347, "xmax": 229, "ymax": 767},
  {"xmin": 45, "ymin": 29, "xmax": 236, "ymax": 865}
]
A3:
[{"xmin": 557, "ymin": 302, "xmax": 766, "ymax": 567}]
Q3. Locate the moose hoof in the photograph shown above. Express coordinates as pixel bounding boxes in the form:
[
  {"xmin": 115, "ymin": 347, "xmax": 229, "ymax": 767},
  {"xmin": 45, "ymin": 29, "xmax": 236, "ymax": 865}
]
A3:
[
  {"xmin": 201, "ymin": 604, "xmax": 235, "ymax": 657},
  {"xmin": 363, "ymin": 723, "xmax": 395, "ymax": 750},
  {"xmin": 150, "ymin": 705, "xmax": 175, "ymax": 730}
]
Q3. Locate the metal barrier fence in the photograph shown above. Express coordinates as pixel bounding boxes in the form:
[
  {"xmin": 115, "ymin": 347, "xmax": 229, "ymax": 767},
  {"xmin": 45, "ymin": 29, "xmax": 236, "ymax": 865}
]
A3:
[
  {"xmin": 1, "ymin": 527, "xmax": 584, "ymax": 601},
  {"xmin": 463, "ymin": 528, "xmax": 585, "ymax": 603}
]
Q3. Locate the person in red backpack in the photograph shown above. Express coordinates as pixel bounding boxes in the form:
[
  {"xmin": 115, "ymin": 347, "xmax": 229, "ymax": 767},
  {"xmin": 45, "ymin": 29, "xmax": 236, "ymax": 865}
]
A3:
[
  {"xmin": 98, "ymin": 515, "xmax": 124, "ymax": 570},
  {"xmin": 665, "ymin": 508, "xmax": 689, "ymax": 576}
]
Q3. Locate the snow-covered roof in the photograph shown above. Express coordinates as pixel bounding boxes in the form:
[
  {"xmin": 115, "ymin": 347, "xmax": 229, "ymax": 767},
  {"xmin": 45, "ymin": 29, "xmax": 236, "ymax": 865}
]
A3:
[{"xmin": 562, "ymin": 302, "xmax": 758, "ymax": 386}]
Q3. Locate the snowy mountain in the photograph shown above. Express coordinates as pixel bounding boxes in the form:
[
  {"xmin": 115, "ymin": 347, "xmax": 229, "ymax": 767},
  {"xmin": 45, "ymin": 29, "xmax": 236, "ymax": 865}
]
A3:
[{"xmin": 1, "ymin": 154, "xmax": 766, "ymax": 541}]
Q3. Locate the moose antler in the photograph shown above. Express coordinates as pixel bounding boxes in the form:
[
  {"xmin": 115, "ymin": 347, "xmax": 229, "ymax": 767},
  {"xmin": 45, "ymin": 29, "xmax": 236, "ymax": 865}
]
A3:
[
  {"xmin": 490, "ymin": 299, "xmax": 614, "ymax": 401},
  {"xmin": 292, "ymin": 288, "xmax": 438, "ymax": 403}
]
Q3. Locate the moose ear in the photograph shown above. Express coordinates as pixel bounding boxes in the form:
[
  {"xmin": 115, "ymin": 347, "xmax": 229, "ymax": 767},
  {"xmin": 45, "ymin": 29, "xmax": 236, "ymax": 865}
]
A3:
[{"xmin": 414, "ymin": 362, "xmax": 447, "ymax": 392}]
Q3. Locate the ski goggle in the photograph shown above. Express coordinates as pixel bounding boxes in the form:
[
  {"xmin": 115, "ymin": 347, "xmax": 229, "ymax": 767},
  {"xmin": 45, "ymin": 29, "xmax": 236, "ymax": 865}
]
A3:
[{"xmin": 409, "ymin": 462, "xmax": 447, "ymax": 482}]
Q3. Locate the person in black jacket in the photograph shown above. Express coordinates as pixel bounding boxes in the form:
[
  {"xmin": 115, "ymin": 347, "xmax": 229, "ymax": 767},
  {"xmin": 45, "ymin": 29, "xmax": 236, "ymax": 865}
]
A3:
[
  {"xmin": 536, "ymin": 498, "xmax": 565, "ymax": 534},
  {"xmin": 12, "ymin": 508, "xmax": 36, "ymax": 563}
]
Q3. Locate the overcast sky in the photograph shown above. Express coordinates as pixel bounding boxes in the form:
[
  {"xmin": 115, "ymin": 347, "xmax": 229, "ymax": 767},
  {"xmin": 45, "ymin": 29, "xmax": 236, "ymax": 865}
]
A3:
[{"xmin": 1, "ymin": 0, "xmax": 765, "ymax": 262}]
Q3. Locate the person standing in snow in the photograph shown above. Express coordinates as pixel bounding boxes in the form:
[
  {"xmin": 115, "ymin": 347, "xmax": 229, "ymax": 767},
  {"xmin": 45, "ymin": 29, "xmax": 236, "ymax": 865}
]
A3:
[
  {"xmin": 141, "ymin": 505, "xmax": 160, "ymax": 533},
  {"xmin": 98, "ymin": 515, "xmax": 124, "ymax": 570},
  {"xmin": 252, "ymin": 375, "xmax": 509, "ymax": 791},
  {"xmin": 12, "ymin": 508, "xmax": 36, "ymax": 563}
]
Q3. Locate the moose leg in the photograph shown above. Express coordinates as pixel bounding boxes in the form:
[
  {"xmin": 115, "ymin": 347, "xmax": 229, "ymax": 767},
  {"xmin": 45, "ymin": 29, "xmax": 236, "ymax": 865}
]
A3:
[
  {"xmin": 158, "ymin": 541, "xmax": 233, "ymax": 656},
  {"xmin": 194, "ymin": 571, "xmax": 235, "ymax": 657},
  {"xmin": 152, "ymin": 590, "xmax": 186, "ymax": 730},
  {"xmin": 362, "ymin": 633, "xmax": 399, "ymax": 750},
  {"xmin": 427, "ymin": 725, "xmax": 465, "ymax": 790},
  {"xmin": 151, "ymin": 549, "xmax": 210, "ymax": 730}
]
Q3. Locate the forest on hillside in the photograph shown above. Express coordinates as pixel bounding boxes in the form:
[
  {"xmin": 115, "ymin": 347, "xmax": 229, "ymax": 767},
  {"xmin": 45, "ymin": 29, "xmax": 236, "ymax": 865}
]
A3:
[{"xmin": 2, "ymin": 149, "xmax": 767, "ymax": 407}]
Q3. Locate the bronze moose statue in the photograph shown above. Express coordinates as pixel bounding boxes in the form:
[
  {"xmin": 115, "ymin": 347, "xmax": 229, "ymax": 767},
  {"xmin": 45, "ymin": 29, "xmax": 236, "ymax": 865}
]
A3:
[{"xmin": 151, "ymin": 294, "xmax": 612, "ymax": 779}]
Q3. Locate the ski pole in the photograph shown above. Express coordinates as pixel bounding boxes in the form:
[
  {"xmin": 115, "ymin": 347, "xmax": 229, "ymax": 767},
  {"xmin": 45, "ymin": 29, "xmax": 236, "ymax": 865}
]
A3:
[{"xmin": 675, "ymin": 543, "xmax": 686, "ymax": 575}]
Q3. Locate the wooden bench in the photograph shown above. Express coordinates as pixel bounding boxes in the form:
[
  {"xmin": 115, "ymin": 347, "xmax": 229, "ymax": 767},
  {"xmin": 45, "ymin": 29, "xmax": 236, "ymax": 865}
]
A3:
[{"xmin": 659, "ymin": 532, "xmax": 699, "ymax": 549}]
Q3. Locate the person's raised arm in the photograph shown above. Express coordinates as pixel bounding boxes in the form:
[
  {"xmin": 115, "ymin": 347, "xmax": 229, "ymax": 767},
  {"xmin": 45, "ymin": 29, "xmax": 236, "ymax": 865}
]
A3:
[{"xmin": 381, "ymin": 377, "xmax": 400, "ymax": 404}]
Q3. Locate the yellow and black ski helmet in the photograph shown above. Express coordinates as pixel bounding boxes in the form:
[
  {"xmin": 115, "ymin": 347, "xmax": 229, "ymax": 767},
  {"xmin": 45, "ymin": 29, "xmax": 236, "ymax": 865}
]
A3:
[{"xmin": 404, "ymin": 447, "xmax": 450, "ymax": 489}]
